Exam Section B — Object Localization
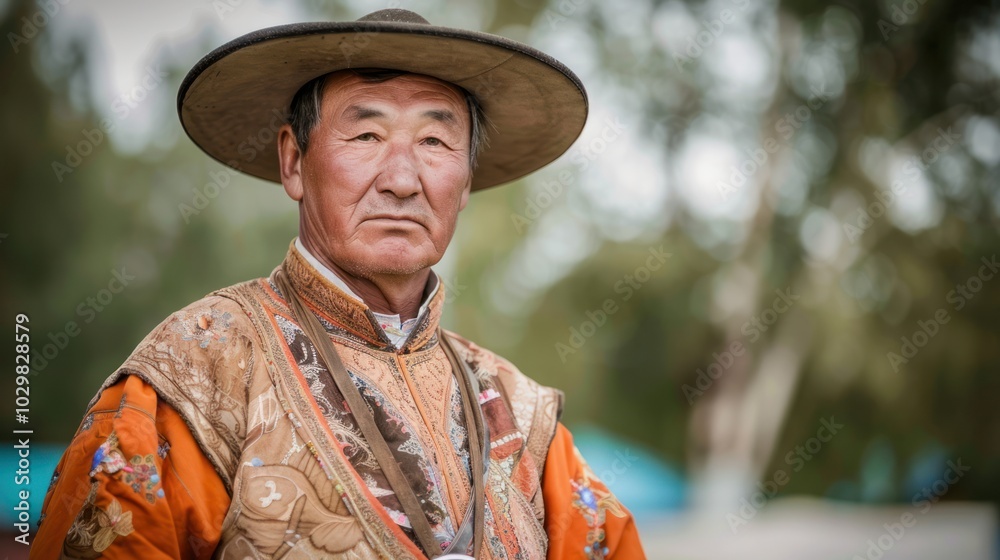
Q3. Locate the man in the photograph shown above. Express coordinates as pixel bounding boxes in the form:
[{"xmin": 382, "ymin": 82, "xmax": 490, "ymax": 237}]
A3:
[{"xmin": 32, "ymin": 9, "xmax": 645, "ymax": 559}]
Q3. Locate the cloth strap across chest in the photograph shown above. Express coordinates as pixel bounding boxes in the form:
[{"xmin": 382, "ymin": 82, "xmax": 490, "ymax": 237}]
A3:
[{"xmin": 275, "ymin": 268, "xmax": 488, "ymax": 558}]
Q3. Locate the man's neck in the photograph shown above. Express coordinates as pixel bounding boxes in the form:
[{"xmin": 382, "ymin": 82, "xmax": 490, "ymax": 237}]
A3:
[{"xmin": 300, "ymin": 236, "xmax": 429, "ymax": 321}]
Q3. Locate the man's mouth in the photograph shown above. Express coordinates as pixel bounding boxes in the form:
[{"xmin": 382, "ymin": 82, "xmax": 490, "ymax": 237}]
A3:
[{"xmin": 365, "ymin": 214, "xmax": 425, "ymax": 228}]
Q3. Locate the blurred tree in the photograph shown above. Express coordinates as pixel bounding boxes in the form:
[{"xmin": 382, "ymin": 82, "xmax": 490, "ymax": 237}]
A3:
[{"xmin": 453, "ymin": 0, "xmax": 1000, "ymax": 508}]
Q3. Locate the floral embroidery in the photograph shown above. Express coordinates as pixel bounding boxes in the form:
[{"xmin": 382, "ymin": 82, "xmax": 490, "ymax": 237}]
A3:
[
  {"xmin": 64, "ymin": 484, "xmax": 134, "ymax": 557},
  {"xmin": 123, "ymin": 454, "xmax": 161, "ymax": 504},
  {"xmin": 175, "ymin": 308, "xmax": 233, "ymax": 348},
  {"xmin": 570, "ymin": 448, "xmax": 628, "ymax": 560},
  {"xmin": 89, "ymin": 433, "xmax": 130, "ymax": 477},
  {"xmin": 93, "ymin": 498, "xmax": 134, "ymax": 552},
  {"xmin": 157, "ymin": 439, "xmax": 171, "ymax": 459},
  {"xmin": 66, "ymin": 506, "xmax": 99, "ymax": 554}
]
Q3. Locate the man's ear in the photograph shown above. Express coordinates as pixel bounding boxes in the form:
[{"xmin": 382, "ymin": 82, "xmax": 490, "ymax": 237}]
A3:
[{"xmin": 278, "ymin": 124, "xmax": 304, "ymax": 201}]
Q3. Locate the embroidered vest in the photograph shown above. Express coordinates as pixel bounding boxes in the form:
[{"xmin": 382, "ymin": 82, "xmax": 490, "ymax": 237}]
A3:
[{"xmin": 92, "ymin": 244, "xmax": 564, "ymax": 559}]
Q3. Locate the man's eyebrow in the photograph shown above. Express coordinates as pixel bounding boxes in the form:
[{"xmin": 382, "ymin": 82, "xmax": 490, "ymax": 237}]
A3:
[
  {"xmin": 422, "ymin": 109, "xmax": 458, "ymax": 125},
  {"xmin": 342, "ymin": 106, "xmax": 459, "ymax": 126},
  {"xmin": 344, "ymin": 105, "xmax": 385, "ymax": 122}
]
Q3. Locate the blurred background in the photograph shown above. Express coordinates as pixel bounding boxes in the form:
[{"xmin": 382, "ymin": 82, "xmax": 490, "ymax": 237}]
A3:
[{"xmin": 1, "ymin": 0, "xmax": 999, "ymax": 557}]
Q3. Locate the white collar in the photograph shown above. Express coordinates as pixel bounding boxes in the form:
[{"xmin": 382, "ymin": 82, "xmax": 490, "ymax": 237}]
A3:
[{"xmin": 292, "ymin": 237, "xmax": 439, "ymax": 347}]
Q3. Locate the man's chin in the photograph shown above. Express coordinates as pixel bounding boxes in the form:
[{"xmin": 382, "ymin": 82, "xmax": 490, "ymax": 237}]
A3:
[{"xmin": 347, "ymin": 247, "xmax": 437, "ymax": 278}]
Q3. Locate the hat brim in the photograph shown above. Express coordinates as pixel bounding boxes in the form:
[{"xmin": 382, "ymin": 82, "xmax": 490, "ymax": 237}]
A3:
[{"xmin": 177, "ymin": 20, "xmax": 588, "ymax": 191}]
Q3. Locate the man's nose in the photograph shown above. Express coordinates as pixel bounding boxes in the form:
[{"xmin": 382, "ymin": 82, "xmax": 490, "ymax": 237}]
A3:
[{"xmin": 375, "ymin": 140, "xmax": 421, "ymax": 198}]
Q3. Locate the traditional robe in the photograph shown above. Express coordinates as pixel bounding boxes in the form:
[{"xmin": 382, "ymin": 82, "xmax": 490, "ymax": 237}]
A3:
[{"xmin": 31, "ymin": 240, "xmax": 645, "ymax": 559}]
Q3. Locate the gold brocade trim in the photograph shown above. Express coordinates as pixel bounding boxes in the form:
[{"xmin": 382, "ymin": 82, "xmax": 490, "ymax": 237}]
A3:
[
  {"xmin": 280, "ymin": 243, "xmax": 390, "ymax": 348},
  {"xmin": 279, "ymin": 240, "xmax": 447, "ymax": 353}
]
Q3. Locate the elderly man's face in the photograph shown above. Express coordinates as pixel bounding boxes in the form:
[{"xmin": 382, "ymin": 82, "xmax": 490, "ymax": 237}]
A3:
[{"xmin": 279, "ymin": 71, "xmax": 473, "ymax": 280}]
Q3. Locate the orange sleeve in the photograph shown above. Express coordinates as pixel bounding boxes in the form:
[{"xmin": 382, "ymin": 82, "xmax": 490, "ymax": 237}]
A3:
[
  {"xmin": 30, "ymin": 375, "xmax": 230, "ymax": 559},
  {"xmin": 542, "ymin": 423, "xmax": 646, "ymax": 560}
]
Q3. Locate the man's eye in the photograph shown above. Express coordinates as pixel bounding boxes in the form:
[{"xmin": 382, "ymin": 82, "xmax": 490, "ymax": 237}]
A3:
[
  {"xmin": 424, "ymin": 137, "xmax": 443, "ymax": 147},
  {"xmin": 354, "ymin": 133, "xmax": 377, "ymax": 142}
]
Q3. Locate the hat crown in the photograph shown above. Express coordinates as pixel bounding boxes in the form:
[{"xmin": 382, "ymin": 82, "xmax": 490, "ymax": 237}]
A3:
[{"xmin": 356, "ymin": 9, "xmax": 430, "ymax": 25}]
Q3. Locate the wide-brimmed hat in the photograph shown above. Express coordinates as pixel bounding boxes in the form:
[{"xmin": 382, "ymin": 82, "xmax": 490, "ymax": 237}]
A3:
[{"xmin": 177, "ymin": 8, "xmax": 588, "ymax": 191}]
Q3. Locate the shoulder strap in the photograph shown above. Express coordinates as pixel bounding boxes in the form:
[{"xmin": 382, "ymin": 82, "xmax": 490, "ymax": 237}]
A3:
[
  {"xmin": 439, "ymin": 331, "xmax": 487, "ymax": 557},
  {"xmin": 275, "ymin": 269, "xmax": 486, "ymax": 558}
]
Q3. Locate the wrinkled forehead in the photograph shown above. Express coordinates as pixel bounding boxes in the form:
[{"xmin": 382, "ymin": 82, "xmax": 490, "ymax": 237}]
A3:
[{"xmin": 318, "ymin": 70, "xmax": 470, "ymax": 115}]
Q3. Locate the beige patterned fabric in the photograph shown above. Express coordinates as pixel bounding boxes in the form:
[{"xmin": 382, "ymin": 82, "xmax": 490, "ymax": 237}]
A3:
[{"xmin": 89, "ymin": 240, "xmax": 564, "ymax": 559}]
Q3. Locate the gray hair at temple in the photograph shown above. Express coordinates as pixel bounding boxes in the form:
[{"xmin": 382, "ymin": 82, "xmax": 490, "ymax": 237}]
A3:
[{"xmin": 287, "ymin": 68, "xmax": 491, "ymax": 170}]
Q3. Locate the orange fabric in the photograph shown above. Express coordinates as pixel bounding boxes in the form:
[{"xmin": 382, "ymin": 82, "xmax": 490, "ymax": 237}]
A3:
[
  {"xmin": 30, "ymin": 376, "xmax": 229, "ymax": 559},
  {"xmin": 543, "ymin": 423, "xmax": 646, "ymax": 560},
  {"xmin": 32, "ymin": 377, "xmax": 645, "ymax": 558}
]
